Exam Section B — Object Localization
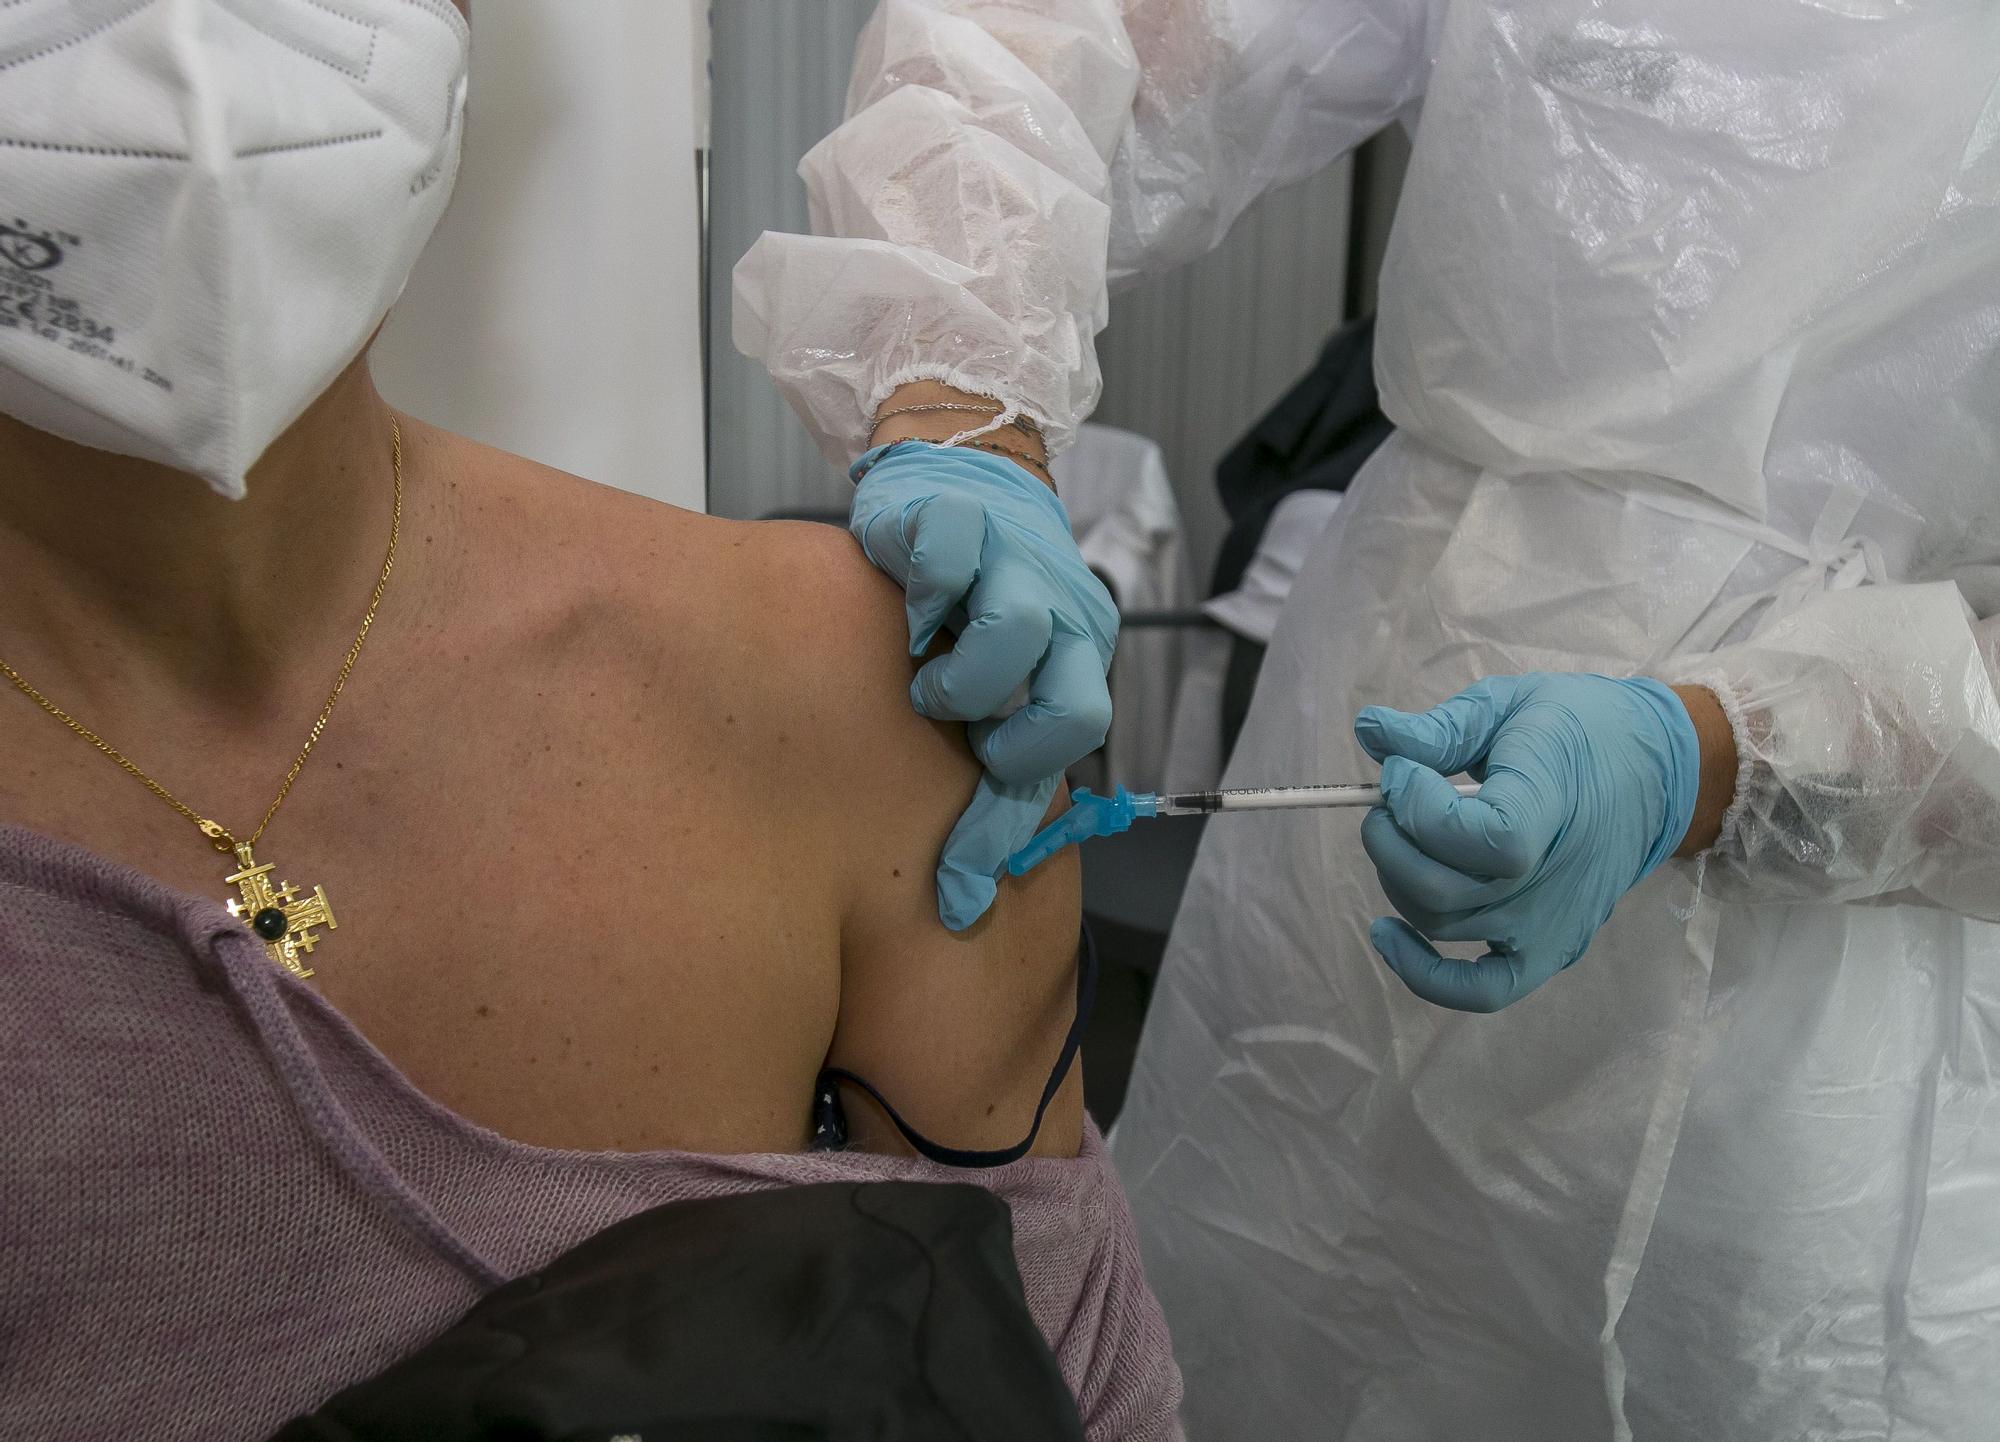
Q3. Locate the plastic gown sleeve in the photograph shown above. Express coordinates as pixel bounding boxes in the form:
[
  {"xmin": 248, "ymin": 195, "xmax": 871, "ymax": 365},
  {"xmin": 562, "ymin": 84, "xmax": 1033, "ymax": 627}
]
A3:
[
  {"xmin": 733, "ymin": 0, "xmax": 1439, "ymax": 465},
  {"xmin": 1661, "ymin": 581, "xmax": 2000, "ymax": 919}
]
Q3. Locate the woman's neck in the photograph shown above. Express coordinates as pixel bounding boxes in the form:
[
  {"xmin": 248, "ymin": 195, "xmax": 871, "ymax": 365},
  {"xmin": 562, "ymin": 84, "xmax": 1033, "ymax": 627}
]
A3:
[{"xmin": 0, "ymin": 358, "xmax": 428, "ymax": 723}]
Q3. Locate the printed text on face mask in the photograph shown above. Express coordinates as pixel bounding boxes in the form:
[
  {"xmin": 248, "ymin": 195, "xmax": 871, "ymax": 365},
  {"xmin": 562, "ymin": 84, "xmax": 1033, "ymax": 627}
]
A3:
[{"xmin": 0, "ymin": 221, "xmax": 172, "ymax": 393}]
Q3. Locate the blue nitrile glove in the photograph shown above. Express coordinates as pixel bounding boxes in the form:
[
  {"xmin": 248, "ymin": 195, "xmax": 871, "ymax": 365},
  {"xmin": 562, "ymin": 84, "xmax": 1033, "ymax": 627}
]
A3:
[
  {"xmin": 850, "ymin": 441, "xmax": 1118, "ymax": 930},
  {"xmin": 1354, "ymin": 673, "xmax": 1700, "ymax": 1013}
]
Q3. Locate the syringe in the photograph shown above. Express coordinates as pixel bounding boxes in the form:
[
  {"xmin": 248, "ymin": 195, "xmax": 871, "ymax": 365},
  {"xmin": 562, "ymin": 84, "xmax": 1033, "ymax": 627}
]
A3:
[{"xmin": 1006, "ymin": 780, "xmax": 1483, "ymax": 876}]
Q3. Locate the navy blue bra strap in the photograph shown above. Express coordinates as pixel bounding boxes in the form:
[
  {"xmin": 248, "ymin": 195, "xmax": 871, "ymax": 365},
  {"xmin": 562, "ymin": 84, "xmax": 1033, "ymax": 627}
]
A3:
[{"xmin": 815, "ymin": 923, "xmax": 1099, "ymax": 1169}]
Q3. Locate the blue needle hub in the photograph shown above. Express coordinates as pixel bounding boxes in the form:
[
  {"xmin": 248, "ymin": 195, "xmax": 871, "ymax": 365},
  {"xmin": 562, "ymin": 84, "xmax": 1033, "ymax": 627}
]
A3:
[{"xmin": 1006, "ymin": 785, "xmax": 1158, "ymax": 877}]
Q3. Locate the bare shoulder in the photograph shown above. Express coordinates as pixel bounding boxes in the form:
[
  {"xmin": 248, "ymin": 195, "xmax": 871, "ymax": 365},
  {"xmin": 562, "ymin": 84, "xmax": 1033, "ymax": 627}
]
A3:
[
  {"xmin": 508, "ymin": 453, "xmax": 899, "ymax": 686},
  {"xmin": 432, "ymin": 427, "xmax": 910, "ymax": 741},
  {"xmin": 716, "ymin": 521, "xmax": 1089, "ymax": 1161},
  {"xmin": 710, "ymin": 521, "xmax": 1089, "ymax": 1160},
  {"xmin": 416, "ymin": 425, "xmax": 955, "ymax": 801},
  {"xmin": 542, "ymin": 481, "xmax": 967, "ymax": 806},
  {"xmin": 439, "ymin": 430, "xmax": 1086, "ymax": 1158}
]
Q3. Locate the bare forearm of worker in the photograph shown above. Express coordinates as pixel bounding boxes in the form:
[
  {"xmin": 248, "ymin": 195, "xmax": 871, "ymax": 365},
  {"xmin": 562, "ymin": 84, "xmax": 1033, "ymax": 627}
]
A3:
[
  {"xmin": 1672, "ymin": 684, "xmax": 1737, "ymax": 857},
  {"xmin": 871, "ymin": 381, "xmax": 1055, "ymax": 489},
  {"xmin": 1661, "ymin": 581, "xmax": 2000, "ymax": 915}
]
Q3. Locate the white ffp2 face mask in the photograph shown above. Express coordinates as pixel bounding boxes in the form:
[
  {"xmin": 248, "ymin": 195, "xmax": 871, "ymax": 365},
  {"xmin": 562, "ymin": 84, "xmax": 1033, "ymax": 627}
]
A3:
[{"xmin": 0, "ymin": 0, "xmax": 469, "ymax": 497}]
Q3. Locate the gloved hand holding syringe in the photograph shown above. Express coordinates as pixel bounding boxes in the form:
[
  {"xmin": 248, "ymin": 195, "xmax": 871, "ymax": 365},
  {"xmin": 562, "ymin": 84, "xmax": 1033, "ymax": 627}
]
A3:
[{"xmin": 1006, "ymin": 780, "xmax": 1483, "ymax": 876}]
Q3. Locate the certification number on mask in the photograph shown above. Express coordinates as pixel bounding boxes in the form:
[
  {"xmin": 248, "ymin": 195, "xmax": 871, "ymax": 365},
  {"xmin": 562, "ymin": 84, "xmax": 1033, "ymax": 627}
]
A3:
[{"xmin": 0, "ymin": 220, "xmax": 171, "ymax": 393}]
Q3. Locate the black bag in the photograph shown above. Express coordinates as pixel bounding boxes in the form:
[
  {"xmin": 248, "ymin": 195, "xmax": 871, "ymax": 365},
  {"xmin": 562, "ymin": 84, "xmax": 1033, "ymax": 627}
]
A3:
[{"xmin": 271, "ymin": 1181, "xmax": 1087, "ymax": 1442}]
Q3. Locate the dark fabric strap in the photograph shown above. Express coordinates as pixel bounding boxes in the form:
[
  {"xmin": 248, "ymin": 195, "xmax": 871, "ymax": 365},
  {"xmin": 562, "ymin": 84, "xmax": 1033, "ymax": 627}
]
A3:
[{"xmin": 814, "ymin": 924, "xmax": 1099, "ymax": 1169}]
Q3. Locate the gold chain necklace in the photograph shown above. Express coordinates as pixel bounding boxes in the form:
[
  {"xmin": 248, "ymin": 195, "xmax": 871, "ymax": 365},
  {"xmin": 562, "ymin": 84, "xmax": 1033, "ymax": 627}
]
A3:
[{"xmin": 0, "ymin": 418, "xmax": 403, "ymax": 978}]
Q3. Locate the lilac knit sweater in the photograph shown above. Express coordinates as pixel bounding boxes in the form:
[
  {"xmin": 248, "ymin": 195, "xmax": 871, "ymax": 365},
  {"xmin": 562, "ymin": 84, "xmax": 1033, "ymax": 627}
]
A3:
[{"xmin": 0, "ymin": 824, "xmax": 1182, "ymax": 1440}]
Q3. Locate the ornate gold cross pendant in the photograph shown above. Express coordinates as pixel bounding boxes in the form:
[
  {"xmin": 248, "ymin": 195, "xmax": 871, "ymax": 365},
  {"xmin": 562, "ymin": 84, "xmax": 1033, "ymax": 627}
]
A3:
[{"xmin": 223, "ymin": 842, "xmax": 336, "ymax": 979}]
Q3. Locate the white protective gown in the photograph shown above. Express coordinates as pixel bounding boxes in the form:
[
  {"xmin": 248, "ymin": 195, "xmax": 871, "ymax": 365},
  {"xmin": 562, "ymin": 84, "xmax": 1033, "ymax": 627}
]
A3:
[{"xmin": 736, "ymin": 2, "xmax": 2000, "ymax": 1436}]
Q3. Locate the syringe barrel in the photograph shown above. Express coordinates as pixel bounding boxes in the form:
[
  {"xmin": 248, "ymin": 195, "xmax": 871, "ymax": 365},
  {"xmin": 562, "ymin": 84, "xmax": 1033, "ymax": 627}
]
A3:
[{"xmin": 1158, "ymin": 781, "xmax": 1480, "ymax": 814}]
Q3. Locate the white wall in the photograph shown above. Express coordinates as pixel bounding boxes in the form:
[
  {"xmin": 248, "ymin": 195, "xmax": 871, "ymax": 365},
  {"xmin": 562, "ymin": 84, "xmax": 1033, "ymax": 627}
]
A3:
[{"xmin": 373, "ymin": 0, "xmax": 707, "ymax": 513}]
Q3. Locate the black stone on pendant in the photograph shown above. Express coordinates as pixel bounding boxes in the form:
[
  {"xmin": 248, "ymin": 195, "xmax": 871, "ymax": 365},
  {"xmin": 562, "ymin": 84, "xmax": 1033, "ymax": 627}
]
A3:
[{"xmin": 251, "ymin": 908, "xmax": 290, "ymax": 942}]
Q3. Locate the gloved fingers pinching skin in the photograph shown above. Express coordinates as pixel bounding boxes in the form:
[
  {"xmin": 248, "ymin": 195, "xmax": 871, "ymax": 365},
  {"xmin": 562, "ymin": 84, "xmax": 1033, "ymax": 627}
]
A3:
[
  {"xmin": 910, "ymin": 554, "xmax": 1056, "ymax": 723},
  {"xmin": 856, "ymin": 489, "xmax": 986, "ymax": 656},
  {"xmin": 849, "ymin": 442, "xmax": 1119, "ymax": 930},
  {"xmin": 935, "ymin": 770, "xmax": 1062, "ymax": 932},
  {"xmin": 971, "ymin": 630, "xmax": 1113, "ymax": 785}
]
